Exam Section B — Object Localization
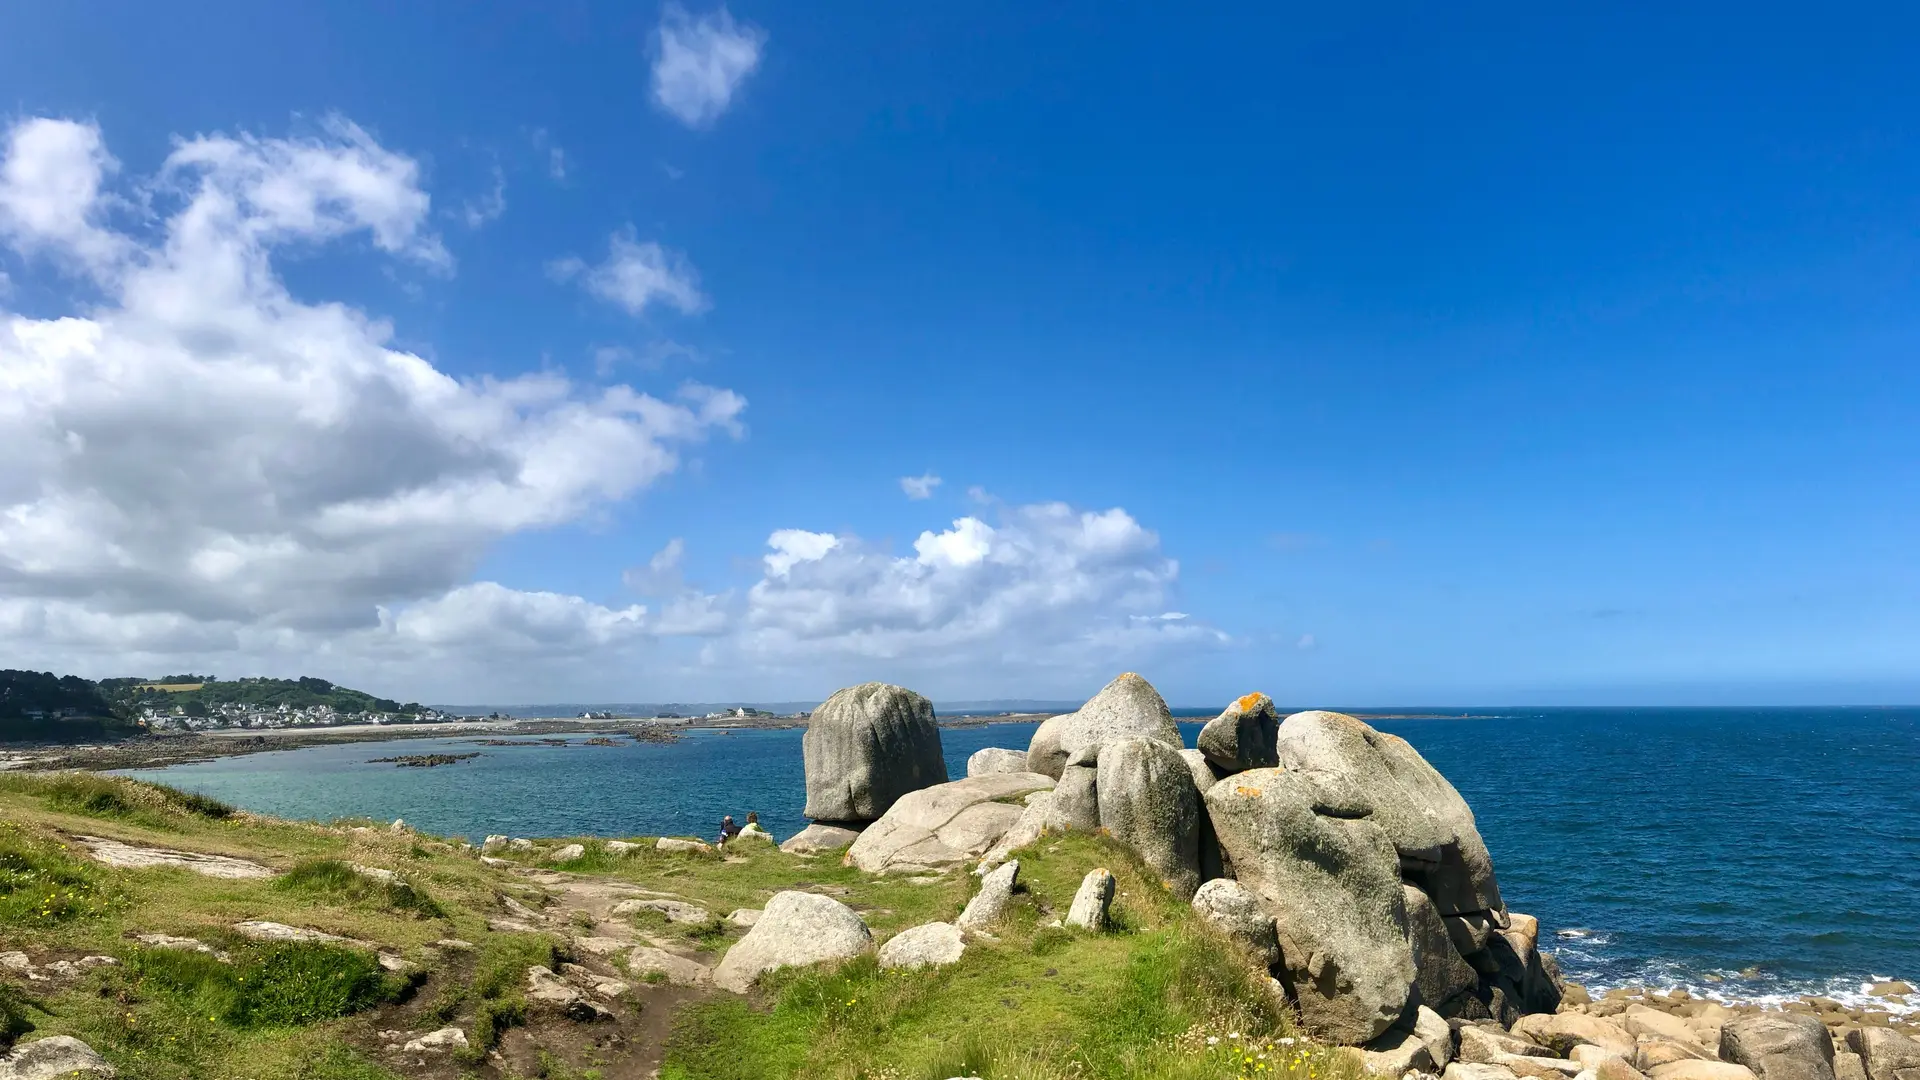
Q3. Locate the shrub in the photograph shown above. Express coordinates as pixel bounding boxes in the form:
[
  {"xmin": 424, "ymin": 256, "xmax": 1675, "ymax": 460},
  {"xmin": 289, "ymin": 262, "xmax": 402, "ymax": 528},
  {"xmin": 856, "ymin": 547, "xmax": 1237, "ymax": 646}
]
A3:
[
  {"xmin": 274, "ymin": 858, "xmax": 444, "ymax": 918},
  {"xmin": 0, "ymin": 823, "xmax": 117, "ymax": 927}
]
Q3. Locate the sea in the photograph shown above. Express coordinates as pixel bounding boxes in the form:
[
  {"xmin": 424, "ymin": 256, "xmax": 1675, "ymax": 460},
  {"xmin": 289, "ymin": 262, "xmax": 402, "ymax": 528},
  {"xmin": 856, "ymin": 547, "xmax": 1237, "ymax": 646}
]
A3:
[{"xmin": 123, "ymin": 706, "xmax": 1920, "ymax": 1012}]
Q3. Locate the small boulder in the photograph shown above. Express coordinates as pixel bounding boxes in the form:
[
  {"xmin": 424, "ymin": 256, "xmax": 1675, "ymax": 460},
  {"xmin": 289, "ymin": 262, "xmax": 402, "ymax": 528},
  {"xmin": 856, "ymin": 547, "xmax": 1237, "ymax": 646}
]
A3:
[
  {"xmin": 712, "ymin": 891, "xmax": 873, "ymax": 993},
  {"xmin": 1064, "ymin": 868, "xmax": 1115, "ymax": 931},
  {"xmin": 626, "ymin": 946, "xmax": 712, "ymax": 986},
  {"xmin": 1197, "ymin": 692, "xmax": 1280, "ymax": 773},
  {"xmin": 878, "ymin": 922, "xmax": 966, "ymax": 970},
  {"xmin": 967, "ymin": 748, "xmax": 1031, "ymax": 776},
  {"xmin": 1095, "ymin": 737, "xmax": 1201, "ymax": 899},
  {"xmin": 1625, "ymin": 1007, "xmax": 1709, "ymax": 1050},
  {"xmin": 656, "ymin": 837, "xmax": 714, "ymax": 854},
  {"xmin": 1191, "ymin": 878, "xmax": 1279, "ymax": 968},
  {"xmin": 0, "ymin": 1035, "xmax": 117, "ymax": 1078},
  {"xmin": 1460, "ymin": 1025, "xmax": 1556, "ymax": 1063},
  {"xmin": 845, "ymin": 773, "xmax": 1055, "ymax": 874},
  {"xmin": 402, "ymin": 1027, "xmax": 469, "ymax": 1053},
  {"xmin": 1648, "ymin": 1064, "xmax": 1758, "ymax": 1080},
  {"xmin": 603, "ymin": 840, "xmax": 640, "ymax": 855},
  {"xmin": 1835, "ymin": 1053, "xmax": 1868, "ymax": 1080},
  {"xmin": 780, "ymin": 823, "xmax": 862, "ymax": 855},
  {"xmin": 957, "ymin": 860, "xmax": 1019, "ymax": 932},
  {"xmin": 1844, "ymin": 1030, "xmax": 1920, "ymax": 1080},
  {"xmin": 613, "ymin": 898, "xmax": 712, "ymax": 924},
  {"xmin": 802, "ymin": 682, "xmax": 947, "ymax": 822},
  {"xmin": 1447, "ymin": 1064, "xmax": 1523, "ymax": 1080},
  {"xmin": 1415, "ymin": 1004, "xmax": 1457, "ymax": 1069},
  {"xmin": 727, "ymin": 908, "xmax": 761, "ymax": 928},
  {"xmin": 552, "ymin": 844, "xmax": 586, "ymax": 862},
  {"xmin": 1026, "ymin": 713, "xmax": 1073, "ymax": 778},
  {"xmin": 1051, "ymin": 762, "xmax": 1101, "ymax": 831},
  {"xmin": 1512, "ymin": 1014, "xmax": 1635, "ymax": 1059},
  {"xmin": 1638, "ymin": 1039, "xmax": 1714, "ymax": 1071},
  {"xmin": 1721, "ymin": 1014, "xmax": 1834, "ymax": 1080},
  {"xmin": 1358, "ymin": 1026, "xmax": 1438, "ymax": 1076}
]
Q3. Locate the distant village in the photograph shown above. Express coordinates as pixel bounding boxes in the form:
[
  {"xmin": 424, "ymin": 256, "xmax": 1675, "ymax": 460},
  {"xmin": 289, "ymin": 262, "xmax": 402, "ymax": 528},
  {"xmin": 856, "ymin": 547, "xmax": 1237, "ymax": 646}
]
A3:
[{"xmin": 134, "ymin": 701, "xmax": 453, "ymax": 732}]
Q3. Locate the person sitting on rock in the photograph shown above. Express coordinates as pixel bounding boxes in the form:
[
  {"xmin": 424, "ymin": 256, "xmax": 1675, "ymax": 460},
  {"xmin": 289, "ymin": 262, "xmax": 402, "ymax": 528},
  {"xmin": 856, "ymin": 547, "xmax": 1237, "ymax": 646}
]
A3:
[
  {"xmin": 739, "ymin": 811, "xmax": 771, "ymax": 840},
  {"xmin": 717, "ymin": 815, "xmax": 741, "ymax": 845}
]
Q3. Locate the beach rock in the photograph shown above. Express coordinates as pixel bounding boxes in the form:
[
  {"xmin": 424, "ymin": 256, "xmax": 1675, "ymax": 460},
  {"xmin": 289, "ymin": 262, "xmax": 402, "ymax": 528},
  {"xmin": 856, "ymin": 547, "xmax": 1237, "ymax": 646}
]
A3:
[
  {"xmin": 1198, "ymin": 693, "xmax": 1281, "ymax": 773},
  {"xmin": 0, "ymin": 1035, "xmax": 117, "ymax": 1078},
  {"xmin": 1648, "ymin": 1064, "xmax": 1757, "ymax": 1080},
  {"xmin": 656, "ymin": 837, "xmax": 714, "ymax": 854},
  {"xmin": 603, "ymin": 840, "xmax": 640, "ymax": 856},
  {"xmin": 1204, "ymin": 767, "xmax": 1415, "ymax": 1045},
  {"xmin": 1448, "ymin": 1064, "xmax": 1523, "ymax": 1080},
  {"xmin": 1359, "ymin": 1026, "xmax": 1438, "ymax": 1076},
  {"xmin": 1597, "ymin": 1059, "xmax": 1654, "ymax": 1080},
  {"xmin": 1844, "ymin": 1030, "xmax": 1920, "ymax": 1080},
  {"xmin": 979, "ymin": 792, "xmax": 1055, "ymax": 869},
  {"xmin": 1273, "ymin": 710, "xmax": 1504, "ymax": 917},
  {"xmin": 1416, "ymin": 1005, "xmax": 1457, "ymax": 1069},
  {"xmin": 780, "ymin": 823, "xmax": 862, "ymax": 855},
  {"xmin": 967, "ymin": 748, "xmax": 1031, "ymax": 777},
  {"xmin": 402, "ymin": 1027, "xmax": 469, "ymax": 1053},
  {"xmin": 1496, "ymin": 1055, "xmax": 1584, "ymax": 1079},
  {"xmin": 1720, "ymin": 1014, "xmax": 1834, "ymax": 1080},
  {"xmin": 878, "ymin": 922, "xmax": 966, "ymax": 970},
  {"xmin": 552, "ymin": 844, "xmax": 586, "ymax": 862},
  {"xmin": 1834, "ymin": 1053, "xmax": 1867, "ymax": 1080},
  {"xmin": 802, "ymin": 682, "xmax": 947, "ymax": 822},
  {"xmin": 626, "ymin": 946, "xmax": 711, "ymax": 986},
  {"xmin": 1191, "ymin": 878, "xmax": 1279, "ymax": 968},
  {"xmin": 1637, "ymin": 1038, "xmax": 1714, "ymax": 1071},
  {"xmin": 846, "ymin": 772, "xmax": 1055, "ymax": 874},
  {"xmin": 1406, "ymin": 884, "xmax": 1479, "ymax": 1016},
  {"xmin": 1460, "ymin": 1025, "xmax": 1555, "ymax": 1063},
  {"xmin": 1513, "ymin": 1014, "xmax": 1635, "ymax": 1059},
  {"xmin": 1572, "ymin": 1046, "xmax": 1627, "ymax": 1069},
  {"xmin": 613, "ymin": 898, "xmax": 712, "ymax": 924},
  {"xmin": 75, "ymin": 836, "xmax": 274, "ymax": 880},
  {"xmin": 1064, "ymin": 868, "xmax": 1115, "ymax": 930},
  {"xmin": 1626, "ymin": 1007, "xmax": 1708, "ymax": 1049},
  {"xmin": 1486, "ymin": 921, "xmax": 1564, "ymax": 1015},
  {"xmin": 1051, "ymin": 762, "xmax": 1102, "ymax": 830},
  {"xmin": 712, "ymin": 891, "xmax": 873, "ymax": 993},
  {"xmin": 957, "ymin": 860, "xmax": 1019, "ymax": 932},
  {"xmin": 1026, "ymin": 713, "xmax": 1073, "ymax": 779},
  {"xmin": 483, "ymin": 834, "xmax": 509, "ymax": 849},
  {"xmin": 1096, "ymin": 736, "xmax": 1201, "ymax": 899}
]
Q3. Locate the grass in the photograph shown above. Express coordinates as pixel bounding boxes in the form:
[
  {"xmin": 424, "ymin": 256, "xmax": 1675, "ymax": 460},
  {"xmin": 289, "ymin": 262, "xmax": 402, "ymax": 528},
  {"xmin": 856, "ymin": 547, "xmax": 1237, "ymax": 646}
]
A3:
[
  {"xmin": 0, "ymin": 980, "xmax": 35, "ymax": 1051},
  {"xmin": 273, "ymin": 858, "xmax": 446, "ymax": 918},
  {"xmin": 0, "ymin": 772, "xmax": 235, "ymax": 829},
  {"xmin": 127, "ymin": 940, "xmax": 405, "ymax": 1028},
  {"xmin": 0, "ymin": 820, "xmax": 120, "ymax": 928}
]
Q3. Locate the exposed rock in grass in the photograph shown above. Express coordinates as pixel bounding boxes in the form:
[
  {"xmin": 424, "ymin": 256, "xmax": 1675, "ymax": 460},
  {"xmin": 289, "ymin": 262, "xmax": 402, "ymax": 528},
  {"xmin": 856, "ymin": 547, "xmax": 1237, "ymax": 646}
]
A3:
[
  {"xmin": 656, "ymin": 837, "xmax": 713, "ymax": 854},
  {"xmin": 779, "ymin": 823, "xmax": 861, "ymax": 855},
  {"xmin": 0, "ymin": 1034, "xmax": 117, "ymax": 1078},
  {"xmin": 845, "ymin": 772, "xmax": 1055, "ymax": 874},
  {"xmin": 612, "ymin": 898, "xmax": 711, "ymax": 924},
  {"xmin": 627, "ymin": 946, "xmax": 712, "ymax": 986},
  {"xmin": 74, "ymin": 836, "xmax": 274, "ymax": 879},
  {"xmin": 402, "ymin": 1027, "xmax": 469, "ymax": 1052},
  {"xmin": 878, "ymin": 922, "xmax": 965, "ymax": 970},
  {"xmin": 712, "ymin": 891, "xmax": 873, "ymax": 993},
  {"xmin": 956, "ymin": 859, "xmax": 1019, "ymax": 932},
  {"xmin": 1064, "ymin": 867, "xmax": 1114, "ymax": 930}
]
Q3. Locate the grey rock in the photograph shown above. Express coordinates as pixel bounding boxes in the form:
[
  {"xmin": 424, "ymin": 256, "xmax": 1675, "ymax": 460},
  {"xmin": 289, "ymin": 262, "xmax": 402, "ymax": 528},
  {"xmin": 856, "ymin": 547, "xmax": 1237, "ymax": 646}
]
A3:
[
  {"xmin": 978, "ymin": 792, "xmax": 1055, "ymax": 870},
  {"xmin": 0, "ymin": 1035, "xmax": 117, "ymax": 1078},
  {"xmin": 613, "ymin": 898, "xmax": 712, "ymax": 924},
  {"xmin": 1198, "ymin": 692, "xmax": 1281, "ymax": 773},
  {"xmin": 402, "ymin": 1027, "xmax": 469, "ymax": 1053},
  {"xmin": 1180, "ymin": 748, "xmax": 1228, "ymax": 881},
  {"xmin": 1720, "ymin": 1015, "xmax": 1833, "ymax": 1080},
  {"xmin": 1203, "ymin": 767, "xmax": 1415, "ymax": 1045},
  {"xmin": 1459, "ymin": 1026, "xmax": 1555, "ymax": 1064},
  {"xmin": 1415, "ymin": 1004, "xmax": 1457, "ymax": 1069},
  {"xmin": 1064, "ymin": 868, "xmax": 1115, "ymax": 930},
  {"xmin": 712, "ymin": 891, "xmax": 874, "ymax": 993},
  {"xmin": 727, "ymin": 908, "xmax": 761, "ymax": 928},
  {"xmin": 1834, "ymin": 1054, "xmax": 1867, "ymax": 1080},
  {"xmin": 1844, "ymin": 1030, "xmax": 1920, "ymax": 1080},
  {"xmin": 233, "ymin": 921, "xmax": 347, "ymax": 944},
  {"xmin": 1446, "ymin": 913, "xmax": 1498, "ymax": 959},
  {"xmin": 846, "ymin": 773, "xmax": 1055, "ymax": 873},
  {"xmin": 957, "ymin": 860, "xmax": 1019, "ymax": 932},
  {"xmin": 552, "ymin": 843, "xmax": 586, "ymax": 861},
  {"xmin": 802, "ymin": 682, "xmax": 948, "ymax": 822},
  {"xmin": 878, "ymin": 922, "xmax": 966, "ymax": 969},
  {"xmin": 1494, "ymin": 1054, "xmax": 1583, "ymax": 1079},
  {"xmin": 1647, "ymin": 1064, "xmax": 1757, "ymax": 1080},
  {"xmin": 1623, "ymin": 1007, "xmax": 1706, "ymax": 1050},
  {"xmin": 603, "ymin": 840, "xmax": 641, "ymax": 855},
  {"xmin": 1057, "ymin": 673, "xmax": 1183, "ymax": 763},
  {"xmin": 1405, "ymin": 884, "xmax": 1479, "ymax": 1016},
  {"xmin": 1095, "ymin": 736, "xmax": 1201, "ymax": 899},
  {"xmin": 1051, "ymin": 763, "xmax": 1101, "ymax": 830},
  {"xmin": 1511, "ymin": 1014, "xmax": 1634, "ymax": 1059},
  {"xmin": 1448, "ymin": 1064, "xmax": 1523, "ymax": 1080},
  {"xmin": 1360, "ymin": 1025, "xmax": 1438, "ymax": 1076},
  {"xmin": 1026, "ymin": 713, "xmax": 1073, "ymax": 779},
  {"xmin": 1273, "ymin": 710, "xmax": 1503, "ymax": 917},
  {"xmin": 967, "ymin": 747, "xmax": 1032, "ymax": 777},
  {"xmin": 1190, "ymin": 878, "xmax": 1279, "ymax": 968},
  {"xmin": 780, "ymin": 823, "xmax": 862, "ymax": 855},
  {"xmin": 626, "ymin": 946, "xmax": 712, "ymax": 986},
  {"xmin": 656, "ymin": 837, "xmax": 714, "ymax": 854},
  {"xmin": 75, "ymin": 835, "xmax": 274, "ymax": 880},
  {"xmin": 526, "ymin": 965, "xmax": 610, "ymax": 1021}
]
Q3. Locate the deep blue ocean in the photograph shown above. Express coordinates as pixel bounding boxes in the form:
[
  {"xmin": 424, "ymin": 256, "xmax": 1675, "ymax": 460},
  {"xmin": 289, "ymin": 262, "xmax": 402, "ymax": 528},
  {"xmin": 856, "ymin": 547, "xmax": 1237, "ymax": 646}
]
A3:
[{"xmin": 124, "ymin": 707, "xmax": 1920, "ymax": 1009}]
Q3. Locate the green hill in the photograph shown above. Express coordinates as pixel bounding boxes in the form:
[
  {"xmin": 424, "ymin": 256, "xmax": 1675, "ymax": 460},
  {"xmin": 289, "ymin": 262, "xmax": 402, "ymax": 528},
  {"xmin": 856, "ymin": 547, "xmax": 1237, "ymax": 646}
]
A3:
[
  {"xmin": 103, "ymin": 676, "xmax": 419, "ymax": 718},
  {"xmin": 0, "ymin": 670, "xmax": 133, "ymax": 742}
]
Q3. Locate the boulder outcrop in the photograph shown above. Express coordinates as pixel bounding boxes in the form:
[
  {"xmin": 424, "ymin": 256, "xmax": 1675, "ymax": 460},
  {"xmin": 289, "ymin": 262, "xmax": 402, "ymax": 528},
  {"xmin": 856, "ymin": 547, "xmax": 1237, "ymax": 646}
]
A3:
[
  {"xmin": 1026, "ymin": 673, "xmax": 1181, "ymax": 779},
  {"xmin": 1190, "ymin": 878, "xmax": 1279, "ymax": 967},
  {"xmin": 967, "ymin": 748, "xmax": 1031, "ymax": 777},
  {"xmin": 845, "ymin": 772, "xmax": 1056, "ymax": 873},
  {"xmin": 1095, "ymin": 736, "xmax": 1201, "ymax": 899},
  {"xmin": 780, "ymin": 823, "xmax": 862, "ymax": 855},
  {"xmin": 802, "ymin": 682, "xmax": 947, "ymax": 823},
  {"xmin": 1198, "ymin": 692, "xmax": 1280, "ymax": 773},
  {"xmin": 1720, "ymin": 1014, "xmax": 1834, "ymax": 1080},
  {"xmin": 1405, "ymin": 883, "xmax": 1479, "ymax": 1015}
]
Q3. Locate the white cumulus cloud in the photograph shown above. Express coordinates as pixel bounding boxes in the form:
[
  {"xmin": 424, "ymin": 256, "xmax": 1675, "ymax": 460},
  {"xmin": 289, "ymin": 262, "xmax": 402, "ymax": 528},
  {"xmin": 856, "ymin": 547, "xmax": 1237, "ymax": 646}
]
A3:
[
  {"xmin": 899, "ymin": 472, "xmax": 941, "ymax": 500},
  {"xmin": 651, "ymin": 4, "xmax": 767, "ymax": 129},
  {"xmin": 550, "ymin": 227, "xmax": 707, "ymax": 317},
  {"xmin": 0, "ymin": 114, "xmax": 745, "ymax": 688}
]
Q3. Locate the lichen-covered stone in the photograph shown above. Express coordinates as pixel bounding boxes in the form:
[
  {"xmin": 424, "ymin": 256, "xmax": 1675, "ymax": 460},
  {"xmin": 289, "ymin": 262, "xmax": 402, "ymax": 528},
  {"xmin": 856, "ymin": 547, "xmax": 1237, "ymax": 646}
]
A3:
[
  {"xmin": 802, "ymin": 682, "xmax": 947, "ymax": 822},
  {"xmin": 1095, "ymin": 736, "xmax": 1200, "ymax": 899},
  {"xmin": 1198, "ymin": 692, "xmax": 1280, "ymax": 773}
]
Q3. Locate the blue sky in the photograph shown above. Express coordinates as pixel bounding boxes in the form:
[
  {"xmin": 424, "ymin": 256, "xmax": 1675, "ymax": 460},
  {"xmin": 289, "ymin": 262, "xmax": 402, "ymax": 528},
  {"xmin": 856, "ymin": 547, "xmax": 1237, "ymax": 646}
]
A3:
[{"xmin": 0, "ymin": 3, "xmax": 1915, "ymax": 706}]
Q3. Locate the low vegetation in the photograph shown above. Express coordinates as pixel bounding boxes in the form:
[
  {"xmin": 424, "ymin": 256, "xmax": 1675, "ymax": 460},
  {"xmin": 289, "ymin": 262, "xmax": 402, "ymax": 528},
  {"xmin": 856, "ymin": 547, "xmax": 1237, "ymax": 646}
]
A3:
[{"xmin": 0, "ymin": 772, "xmax": 1359, "ymax": 1080}]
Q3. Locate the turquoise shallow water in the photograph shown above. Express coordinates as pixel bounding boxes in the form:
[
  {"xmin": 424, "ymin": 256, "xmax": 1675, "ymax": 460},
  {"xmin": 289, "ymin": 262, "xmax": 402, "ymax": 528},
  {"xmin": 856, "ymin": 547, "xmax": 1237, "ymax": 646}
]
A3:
[{"xmin": 125, "ymin": 707, "xmax": 1920, "ymax": 1007}]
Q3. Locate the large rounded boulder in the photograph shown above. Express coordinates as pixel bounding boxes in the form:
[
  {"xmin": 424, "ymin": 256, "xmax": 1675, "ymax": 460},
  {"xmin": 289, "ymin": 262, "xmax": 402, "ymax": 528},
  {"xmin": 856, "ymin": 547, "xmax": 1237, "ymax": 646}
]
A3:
[
  {"xmin": 802, "ymin": 683, "xmax": 948, "ymax": 823},
  {"xmin": 1204, "ymin": 767, "xmax": 1416, "ymax": 1045},
  {"xmin": 1095, "ymin": 737, "xmax": 1201, "ymax": 899},
  {"xmin": 845, "ymin": 772, "xmax": 1056, "ymax": 873},
  {"xmin": 713, "ymin": 890, "xmax": 873, "ymax": 992},
  {"xmin": 1197, "ymin": 692, "xmax": 1280, "ymax": 773},
  {"xmin": 1274, "ymin": 709, "xmax": 1504, "ymax": 917},
  {"xmin": 1027, "ymin": 673, "xmax": 1181, "ymax": 778}
]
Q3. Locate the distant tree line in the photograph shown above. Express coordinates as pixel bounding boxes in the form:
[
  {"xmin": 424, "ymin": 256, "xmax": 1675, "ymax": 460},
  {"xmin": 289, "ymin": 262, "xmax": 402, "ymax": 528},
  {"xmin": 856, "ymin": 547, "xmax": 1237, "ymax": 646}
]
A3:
[
  {"xmin": 1, "ymin": 669, "xmax": 418, "ymax": 744},
  {"xmin": 0, "ymin": 670, "xmax": 133, "ymax": 743}
]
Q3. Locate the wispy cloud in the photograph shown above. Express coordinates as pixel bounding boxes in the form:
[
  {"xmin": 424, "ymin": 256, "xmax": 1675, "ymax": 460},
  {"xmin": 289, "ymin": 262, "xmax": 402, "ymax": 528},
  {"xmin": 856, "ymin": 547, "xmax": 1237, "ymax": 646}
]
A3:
[
  {"xmin": 899, "ymin": 472, "xmax": 942, "ymax": 500},
  {"xmin": 651, "ymin": 4, "xmax": 767, "ymax": 128},
  {"xmin": 549, "ymin": 227, "xmax": 707, "ymax": 317},
  {"xmin": 460, "ymin": 164, "xmax": 506, "ymax": 228}
]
